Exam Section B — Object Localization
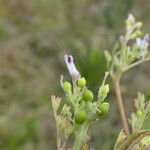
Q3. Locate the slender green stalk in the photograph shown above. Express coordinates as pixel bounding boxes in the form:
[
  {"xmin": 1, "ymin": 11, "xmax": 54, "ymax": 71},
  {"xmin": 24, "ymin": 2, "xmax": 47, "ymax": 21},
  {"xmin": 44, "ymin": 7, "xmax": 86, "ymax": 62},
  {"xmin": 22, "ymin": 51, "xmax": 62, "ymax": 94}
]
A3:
[
  {"xmin": 72, "ymin": 123, "xmax": 89, "ymax": 150},
  {"xmin": 125, "ymin": 57, "xmax": 150, "ymax": 72}
]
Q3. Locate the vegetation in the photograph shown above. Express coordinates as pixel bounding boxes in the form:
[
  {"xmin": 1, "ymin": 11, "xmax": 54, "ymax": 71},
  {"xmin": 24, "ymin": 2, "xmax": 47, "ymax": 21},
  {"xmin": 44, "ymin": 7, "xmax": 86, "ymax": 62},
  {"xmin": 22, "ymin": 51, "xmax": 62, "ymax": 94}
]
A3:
[
  {"xmin": 0, "ymin": 0, "xmax": 150, "ymax": 150},
  {"xmin": 52, "ymin": 15, "xmax": 150, "ymax": 149}
]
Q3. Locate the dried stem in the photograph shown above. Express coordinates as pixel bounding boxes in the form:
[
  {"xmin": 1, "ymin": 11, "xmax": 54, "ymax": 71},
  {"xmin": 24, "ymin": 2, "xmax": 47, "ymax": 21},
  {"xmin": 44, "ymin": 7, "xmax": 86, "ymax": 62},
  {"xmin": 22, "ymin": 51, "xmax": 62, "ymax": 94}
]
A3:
[
  {"xmin": 117, "ymin": 131, "xmax": 150, "ymax": 150},
  {"xmin": 52, "ymin": 111, "xmax": 61, "ymax": 150},
  {"xmin": 114, "ymin": 76, "xmax": 130, "ymax": 135}
]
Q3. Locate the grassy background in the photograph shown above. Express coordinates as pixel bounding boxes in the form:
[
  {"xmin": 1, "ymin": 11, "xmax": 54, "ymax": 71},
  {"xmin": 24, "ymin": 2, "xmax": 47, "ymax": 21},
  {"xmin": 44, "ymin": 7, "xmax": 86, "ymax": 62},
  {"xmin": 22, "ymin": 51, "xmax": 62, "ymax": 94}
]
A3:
[{"xmin": 0, "ymin": 0, "xmax": 150, "ymax": 149}]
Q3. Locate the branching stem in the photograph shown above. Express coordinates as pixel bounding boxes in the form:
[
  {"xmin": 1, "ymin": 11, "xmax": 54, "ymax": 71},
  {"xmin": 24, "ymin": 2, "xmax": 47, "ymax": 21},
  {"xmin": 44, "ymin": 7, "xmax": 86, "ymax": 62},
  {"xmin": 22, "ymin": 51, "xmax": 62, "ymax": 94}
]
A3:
[{"xmin": 125, "ymin": 57, "xmax": 150, "ymax": 72}]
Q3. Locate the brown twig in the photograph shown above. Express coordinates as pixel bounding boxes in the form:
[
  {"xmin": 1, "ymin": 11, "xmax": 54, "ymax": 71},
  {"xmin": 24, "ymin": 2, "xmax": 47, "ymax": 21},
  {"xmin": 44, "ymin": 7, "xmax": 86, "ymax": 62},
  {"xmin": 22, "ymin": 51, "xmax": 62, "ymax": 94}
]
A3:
[{"xmin": 114, "ymin": 77, "xmax": 130, "ymax": 135}]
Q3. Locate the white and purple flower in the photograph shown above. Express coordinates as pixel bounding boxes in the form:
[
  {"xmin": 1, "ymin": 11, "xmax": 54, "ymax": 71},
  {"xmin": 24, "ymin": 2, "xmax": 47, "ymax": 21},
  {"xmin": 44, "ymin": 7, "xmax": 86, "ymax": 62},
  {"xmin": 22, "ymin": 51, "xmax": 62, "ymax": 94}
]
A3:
[
  {"xmin": 136, "ymin": 34, "xmax": 149, "ymax": 49},
  {"xmin": 136, "ymin": 34, "xmax": 149, "ymax": 58},
  {"xmin": 64, "ymin": 54, "xmax": 81, "ymax": 79}
]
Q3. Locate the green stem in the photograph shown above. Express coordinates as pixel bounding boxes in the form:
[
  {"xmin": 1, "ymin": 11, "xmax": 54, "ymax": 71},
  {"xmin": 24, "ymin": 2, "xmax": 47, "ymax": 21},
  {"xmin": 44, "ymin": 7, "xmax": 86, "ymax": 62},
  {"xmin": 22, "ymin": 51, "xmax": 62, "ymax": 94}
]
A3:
[
  {"xmin": 72, "ymin": 123, "xmax": 89, "ymax": 150},
  {"xmin": 125, "ymin": 57, "xmax": 150, "ymax": 72}
]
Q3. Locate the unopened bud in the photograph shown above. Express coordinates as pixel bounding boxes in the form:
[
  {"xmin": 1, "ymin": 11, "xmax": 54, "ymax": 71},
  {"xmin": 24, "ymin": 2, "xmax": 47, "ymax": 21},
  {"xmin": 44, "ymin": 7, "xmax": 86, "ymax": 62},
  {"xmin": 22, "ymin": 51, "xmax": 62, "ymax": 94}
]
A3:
[
  {"xmin": 136, "ymin": 22, "xmax": 143, "ymax": 29},
  {"xmin": 63, "ymin": 81, "xmax": 72, "ymax": 93},
  {"xmin": 98, "ymin": 84, "xmax": 110, "ymax": 100},
  {"xmin": 135, "ymin": 30, "xmax": 142, "ymax": 37},
  {"xmin": 77, "ymin": 77, "xmax": 86, "ymax": 88},
  {"xmin": 125, "ymin": 20, "xmax": 131, "ymax": 27},
  {"xmin": 136, "ymin": 110, "xmax": 142, "ymax": 118}
]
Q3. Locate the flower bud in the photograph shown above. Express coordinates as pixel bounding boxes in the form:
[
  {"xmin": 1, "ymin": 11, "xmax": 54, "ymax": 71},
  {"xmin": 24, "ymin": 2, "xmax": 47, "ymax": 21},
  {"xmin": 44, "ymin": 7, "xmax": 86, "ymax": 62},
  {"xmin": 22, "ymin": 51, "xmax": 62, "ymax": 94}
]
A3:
[
  {"xmin": 97, "ymin": 102, "xmax": 109, "ymax": 116},
  {"xmin": 135, "ymin": 30, "xmax": 142, "ymax": 37},
  {"xmin": 75, "ymin": 110, "xmax": 87, "ymax": 124},
  {"xmin": 77, "ymin": 77, "xmax": 86, "ymax": 88},
  {"xmin": 127, "ymin": 14, "xmax": 135, "ymax": 24},
  {"xmin": 136, "ymin": 22, "xmax": 143, "ymax": 29},
  {"xmin": 136, "ymin": 110, "xmax": 142, "ymax": 118},
  {"xmin": 82, "ymin": 89, "xmax": 94, "ymax": 102},
  {"xmin": 125, "ymin": 20, "xmax": 131, "ymax": 27},
  {"xmin": 63, "ymin": 81, "xmax": 72, "ymax": 92},
  {"xmin": 98, "ymin": 84, "xmax": 109, "ymax": 100},
  {"xmin": 131, "ymin": 30, "xmax": 142, "ymax": 39}
]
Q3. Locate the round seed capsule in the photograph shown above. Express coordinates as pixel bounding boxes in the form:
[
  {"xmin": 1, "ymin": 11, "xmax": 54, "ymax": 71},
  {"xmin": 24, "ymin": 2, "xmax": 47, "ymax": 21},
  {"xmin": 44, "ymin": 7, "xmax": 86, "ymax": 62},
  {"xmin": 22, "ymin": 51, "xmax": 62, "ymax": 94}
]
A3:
[
  {"xmin": 82, "ymin": 89, "xmax": 94, "ymax": 102},
  {"xmin": 63, "ymin": 81, "xmax": 72, "ymax": 92},
  {"xmin": 97, "ymin": 102, "xmax": 109, "ymax": 116},
  {"xmin": 75, "ymin": 110, "xmax": 87, "ymax": 124}
]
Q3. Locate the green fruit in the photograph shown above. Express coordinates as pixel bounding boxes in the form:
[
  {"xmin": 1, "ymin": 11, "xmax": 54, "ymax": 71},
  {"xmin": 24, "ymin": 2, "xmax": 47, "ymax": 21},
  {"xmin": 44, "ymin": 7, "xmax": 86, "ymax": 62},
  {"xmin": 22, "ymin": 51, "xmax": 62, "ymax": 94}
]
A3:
[
  {"xmin": 97, "ymin": 102, "xmax": 109, "ymax": 116},
  {"xmin": 77, "ymin": 77, "xmax": 86, "ymax": 88},
  {"xmin": 136, "ymin": 110, "xmax": 142, "ymax": 118},
  {"xmin": 63, "ymin": 81, "xmax": 72, "ymax": 92},
  {"xmin": 82, "ymin": 89, "xmax": 94, "ymax": 102},
  {"xmin": 75, "ymin": 110, "xmax": 87, "ymax": 124}
]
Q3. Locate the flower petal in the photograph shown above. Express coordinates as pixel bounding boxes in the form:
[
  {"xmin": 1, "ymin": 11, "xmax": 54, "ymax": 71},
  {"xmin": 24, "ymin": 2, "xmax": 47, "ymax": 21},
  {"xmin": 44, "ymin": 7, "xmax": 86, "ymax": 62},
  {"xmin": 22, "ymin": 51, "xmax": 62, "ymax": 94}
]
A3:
[{"xmin": 64, "ymin": 54, "xmax": 81, "ymax": 79}]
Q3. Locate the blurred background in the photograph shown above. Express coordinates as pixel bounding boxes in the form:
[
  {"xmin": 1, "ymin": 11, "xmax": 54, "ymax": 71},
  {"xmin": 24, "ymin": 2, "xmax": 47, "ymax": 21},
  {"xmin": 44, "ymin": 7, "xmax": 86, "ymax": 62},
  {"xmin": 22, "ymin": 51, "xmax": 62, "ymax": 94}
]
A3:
[{"xmin": 0, "ymin": 0, "xmax": 150, "ymax": 150}]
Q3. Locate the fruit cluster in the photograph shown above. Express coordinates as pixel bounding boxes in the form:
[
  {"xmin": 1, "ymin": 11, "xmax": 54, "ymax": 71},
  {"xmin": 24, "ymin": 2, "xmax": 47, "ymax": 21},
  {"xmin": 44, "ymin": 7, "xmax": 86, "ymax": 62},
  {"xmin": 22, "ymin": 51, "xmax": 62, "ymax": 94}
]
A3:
[{"xmin": 62, "ymin": 75, "xmax": 110, "ymax": 125}]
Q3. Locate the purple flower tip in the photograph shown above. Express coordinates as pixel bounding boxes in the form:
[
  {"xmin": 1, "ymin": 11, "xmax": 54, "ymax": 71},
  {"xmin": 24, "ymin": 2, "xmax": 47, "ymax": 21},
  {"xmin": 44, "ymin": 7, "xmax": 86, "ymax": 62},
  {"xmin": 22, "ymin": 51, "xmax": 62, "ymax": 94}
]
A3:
[
  {"xmin": 64, "ymin": 54, "xmax": 81, "ymax": 79},
  {"xmin": 67, "ymin": 56, "xmax": 72, "ymax": 63}
]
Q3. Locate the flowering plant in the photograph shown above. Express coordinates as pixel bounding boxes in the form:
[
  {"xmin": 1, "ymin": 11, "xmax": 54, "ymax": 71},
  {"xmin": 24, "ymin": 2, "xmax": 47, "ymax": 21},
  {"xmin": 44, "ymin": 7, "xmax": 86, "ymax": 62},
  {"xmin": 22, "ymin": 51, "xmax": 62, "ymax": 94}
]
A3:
[
  {"xmin": 52, "ymin": 55, "xmax": 110, "ymax": 150},
  {"xmin": 105, "ymin": 14, "xmax": 150, "ymax": 149},
  {"xmin": 52, "ymin": 14, "xmax": 150, "ymax": 150}
]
